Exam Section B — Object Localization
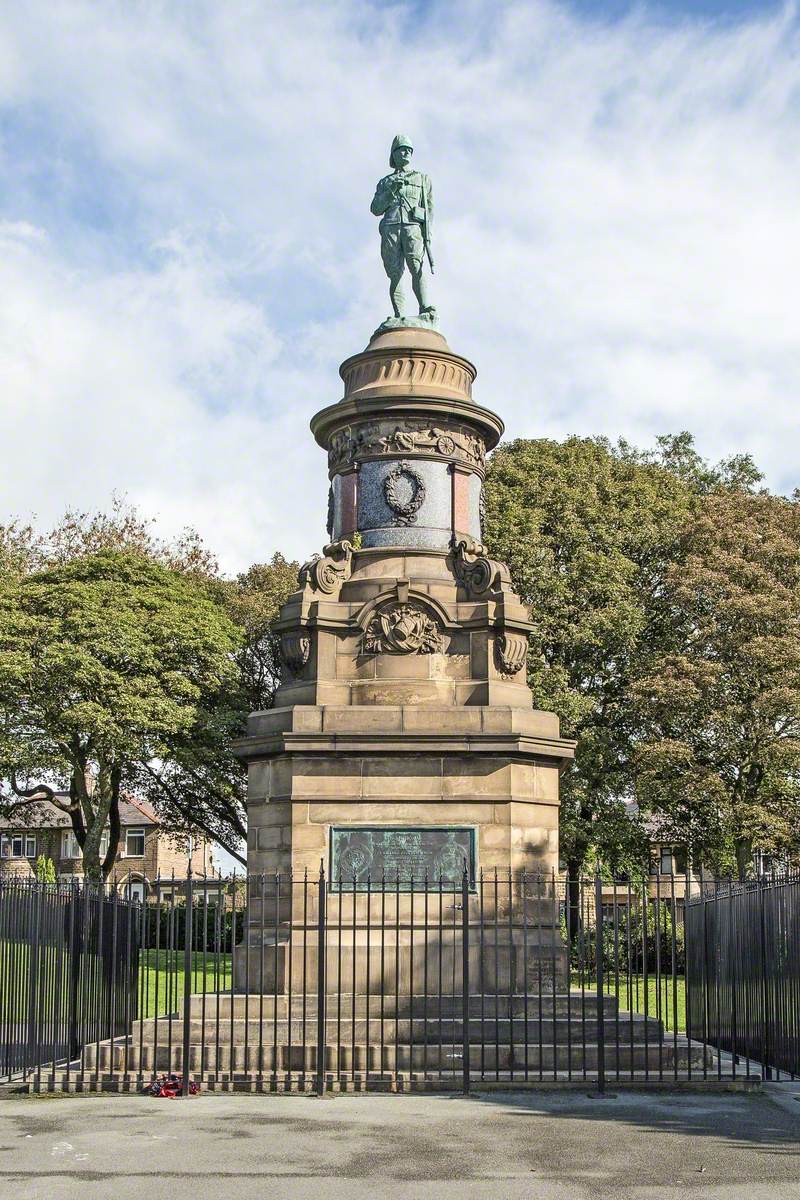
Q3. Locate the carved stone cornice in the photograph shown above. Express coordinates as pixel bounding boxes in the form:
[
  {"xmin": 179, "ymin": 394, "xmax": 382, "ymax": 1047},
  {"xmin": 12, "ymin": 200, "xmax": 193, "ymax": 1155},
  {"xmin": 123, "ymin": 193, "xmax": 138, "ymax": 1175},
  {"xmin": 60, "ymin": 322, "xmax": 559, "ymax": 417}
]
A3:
[
  {"xmin": 298, "ymin": 540, "xmax": 354, "ymax": 597},
  {"xmin": 341, "ymin": 352, "xmax": 474, "ymax": 401},
  {"xmin": 313, "ymin": 392, "xmax": 503, "ymax": 463},
  {"xmin": 339, "ymin": 329, "xmax": 476, "ymax": 406}
]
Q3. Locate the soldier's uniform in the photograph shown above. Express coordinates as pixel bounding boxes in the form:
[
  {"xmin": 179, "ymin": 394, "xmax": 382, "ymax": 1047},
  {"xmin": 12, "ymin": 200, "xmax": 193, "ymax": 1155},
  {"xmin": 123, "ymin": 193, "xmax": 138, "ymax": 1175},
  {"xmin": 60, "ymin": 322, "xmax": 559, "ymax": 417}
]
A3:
[
  {"xmin": 371, "ymin": 168, "xmax": 433, "ymax": 280},
  {"xmin": 370, "ymin": 134, "xmax": 434, "ymax": 318}
]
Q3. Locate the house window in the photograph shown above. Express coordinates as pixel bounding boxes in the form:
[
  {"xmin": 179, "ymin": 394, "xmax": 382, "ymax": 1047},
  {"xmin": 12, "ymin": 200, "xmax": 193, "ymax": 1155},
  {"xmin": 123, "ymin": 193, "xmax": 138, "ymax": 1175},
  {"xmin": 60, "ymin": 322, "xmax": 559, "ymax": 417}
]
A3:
[
  {"xmin": 62, "ymin": 831, "xmax": 81, "ymax": 859},
  {"xmin": 658, "ymin": 847, "xmax": 687, "ymax": 875},
  {"xmin": 753, "ymin": 850, "xmax": 773, "ymax": 876},
  {"xmin": 1, "ymin": 833, "xmax": 36, "ymax": 859},
  {"xmin": 61, "ymin": 829, "xmax": 110, "ymax": 860},
  {"xmin": 125, "ymin": 828, "xmax": 146, "ymax": 858}
]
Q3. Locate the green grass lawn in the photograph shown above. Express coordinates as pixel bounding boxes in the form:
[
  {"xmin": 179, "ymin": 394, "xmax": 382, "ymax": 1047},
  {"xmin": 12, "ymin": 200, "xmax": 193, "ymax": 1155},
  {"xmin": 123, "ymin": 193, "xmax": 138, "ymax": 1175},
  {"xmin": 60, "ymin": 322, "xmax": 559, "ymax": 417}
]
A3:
[
  {"xmin": 139, "ymin": 949, "xmax": 232, "ymax": 1018},
  {"xmin": 0, "ymin": 943, "xmax": 234, "ymax": 1023},
  {"xmin": 4, "ymin": 938, "xmax": 688, "ymax": 1035},
  {"xmin": 570, "ymin": 971, "xmax": 687, "ymax": 1032}
]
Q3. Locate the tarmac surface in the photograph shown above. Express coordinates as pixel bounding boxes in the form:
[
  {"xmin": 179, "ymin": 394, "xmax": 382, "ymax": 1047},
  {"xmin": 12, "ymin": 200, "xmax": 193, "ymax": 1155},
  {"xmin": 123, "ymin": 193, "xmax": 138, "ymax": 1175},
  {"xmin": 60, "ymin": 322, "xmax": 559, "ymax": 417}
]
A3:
[{"xmin": 1, "ymin": 1085, "xmax": 799, "ymax": 1199}]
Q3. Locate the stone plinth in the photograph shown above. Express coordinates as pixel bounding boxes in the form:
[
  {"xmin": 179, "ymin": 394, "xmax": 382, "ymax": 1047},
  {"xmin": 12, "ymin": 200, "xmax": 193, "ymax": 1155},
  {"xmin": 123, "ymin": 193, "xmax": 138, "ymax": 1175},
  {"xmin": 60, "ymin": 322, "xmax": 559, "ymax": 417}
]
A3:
[{"xmin": 233, "ymin": 326, "xmax": 576, "ymax": 990}]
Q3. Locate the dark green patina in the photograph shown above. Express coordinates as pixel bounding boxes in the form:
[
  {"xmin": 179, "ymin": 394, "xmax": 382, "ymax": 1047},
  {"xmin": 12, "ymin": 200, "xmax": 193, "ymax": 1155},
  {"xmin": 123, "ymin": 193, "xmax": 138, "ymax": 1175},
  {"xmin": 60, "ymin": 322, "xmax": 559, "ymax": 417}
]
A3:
[{"xmin": 330, "ymin": 826, "xmax": 475, "ymax": 890}]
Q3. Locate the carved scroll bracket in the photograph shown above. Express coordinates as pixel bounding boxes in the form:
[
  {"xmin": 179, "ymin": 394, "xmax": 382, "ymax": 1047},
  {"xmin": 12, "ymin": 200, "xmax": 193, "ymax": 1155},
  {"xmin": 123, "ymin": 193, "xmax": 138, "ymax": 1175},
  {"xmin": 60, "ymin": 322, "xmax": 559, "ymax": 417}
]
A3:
[
  {"xmin": 298, "ymin": 539, "xmax": 354, "ymax": 597},
  {"xmin": 452, "ymin": 537, "xmax": 510, "ymax": 598}
]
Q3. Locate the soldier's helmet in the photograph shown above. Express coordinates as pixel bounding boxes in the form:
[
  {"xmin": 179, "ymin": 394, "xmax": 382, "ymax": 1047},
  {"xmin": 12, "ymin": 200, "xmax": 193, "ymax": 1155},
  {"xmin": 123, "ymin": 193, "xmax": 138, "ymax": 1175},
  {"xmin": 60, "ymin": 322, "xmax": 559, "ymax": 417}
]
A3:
[{"xmin": 390, "ymin": 133, "xmax": 414, "ymax": 167}]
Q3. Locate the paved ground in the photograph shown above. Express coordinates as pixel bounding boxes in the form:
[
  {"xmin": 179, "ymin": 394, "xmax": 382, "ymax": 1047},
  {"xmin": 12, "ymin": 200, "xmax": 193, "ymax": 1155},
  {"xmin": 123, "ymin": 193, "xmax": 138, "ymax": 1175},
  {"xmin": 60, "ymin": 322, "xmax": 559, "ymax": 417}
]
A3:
[{"xmin": 1, "ymin": 1086, "xmax": 799, "ymax": 1199}]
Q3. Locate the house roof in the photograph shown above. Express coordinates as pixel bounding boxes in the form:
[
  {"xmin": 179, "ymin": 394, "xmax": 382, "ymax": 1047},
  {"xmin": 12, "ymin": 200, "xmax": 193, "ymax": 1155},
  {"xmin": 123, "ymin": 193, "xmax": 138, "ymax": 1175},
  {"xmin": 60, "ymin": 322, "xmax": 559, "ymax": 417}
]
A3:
[{"xmin": 0, "ymin": 792, "xmax": 159, "ymax": 831}]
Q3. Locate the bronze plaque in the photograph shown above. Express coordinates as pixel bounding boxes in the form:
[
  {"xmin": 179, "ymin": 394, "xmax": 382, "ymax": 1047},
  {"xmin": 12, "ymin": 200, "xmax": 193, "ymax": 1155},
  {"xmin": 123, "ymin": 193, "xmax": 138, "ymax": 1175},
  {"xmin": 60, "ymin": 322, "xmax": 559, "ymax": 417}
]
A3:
[{"xmin": 330, "ymin": 826, "xmax": 475, "ymax": 890}]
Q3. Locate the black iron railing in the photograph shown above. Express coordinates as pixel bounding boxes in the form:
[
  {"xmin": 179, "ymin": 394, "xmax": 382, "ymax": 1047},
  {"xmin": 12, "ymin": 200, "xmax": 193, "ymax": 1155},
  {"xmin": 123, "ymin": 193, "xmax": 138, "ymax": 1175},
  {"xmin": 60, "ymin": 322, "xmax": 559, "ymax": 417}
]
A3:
[
  {"xmin": 685, "ymin": 870, "xmax": 800, "ymax": 1080},
  {"xmin": 0, "ymin": 876, "xmax": 139, "ymax": 1082},
  {"xmin": 1, "ymin": 867, "xmax": 795, "ymax": 1092}
]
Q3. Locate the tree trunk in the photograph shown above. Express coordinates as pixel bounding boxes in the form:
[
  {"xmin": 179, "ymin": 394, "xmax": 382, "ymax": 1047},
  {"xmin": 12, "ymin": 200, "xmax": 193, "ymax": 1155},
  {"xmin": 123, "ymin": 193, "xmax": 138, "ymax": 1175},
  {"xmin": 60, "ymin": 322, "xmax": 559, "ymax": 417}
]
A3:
[
  {"xmin": 565, "ymin": 857, "xmax": 584, "ymax": 947},
  {"xmin": 735, "ymin": 837, "xmax": 752, "ymax": 883}
]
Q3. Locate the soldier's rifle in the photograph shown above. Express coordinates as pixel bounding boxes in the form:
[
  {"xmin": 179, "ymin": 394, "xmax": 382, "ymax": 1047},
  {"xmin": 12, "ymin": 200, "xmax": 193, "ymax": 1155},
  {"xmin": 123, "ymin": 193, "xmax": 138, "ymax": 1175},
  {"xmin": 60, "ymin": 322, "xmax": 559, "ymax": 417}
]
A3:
[{"xmin": 420, "ymin": 172, "xmax": 434, "ymax": 274}]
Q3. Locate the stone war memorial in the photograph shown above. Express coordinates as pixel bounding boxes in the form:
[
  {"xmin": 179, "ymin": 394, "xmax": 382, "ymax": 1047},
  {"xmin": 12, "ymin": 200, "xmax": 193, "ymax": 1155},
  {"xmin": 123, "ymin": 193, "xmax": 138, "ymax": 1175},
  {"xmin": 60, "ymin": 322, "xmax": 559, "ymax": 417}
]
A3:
[
  {"xmin": 48, "ymin": 137, "xmax": 716, "ymax": 1093},
  {"xmin": 233, "ymin": 132, "xmax": 575, "ymax": 1001}
]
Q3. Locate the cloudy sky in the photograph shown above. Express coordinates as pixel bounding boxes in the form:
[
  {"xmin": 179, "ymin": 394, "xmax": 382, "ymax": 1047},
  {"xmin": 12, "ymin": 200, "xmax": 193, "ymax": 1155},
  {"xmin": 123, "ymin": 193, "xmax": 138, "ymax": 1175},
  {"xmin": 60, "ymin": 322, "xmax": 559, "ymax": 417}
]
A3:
[{"xmin": 2, "ymin": 0, "xmax": 799, "ymax": 573}]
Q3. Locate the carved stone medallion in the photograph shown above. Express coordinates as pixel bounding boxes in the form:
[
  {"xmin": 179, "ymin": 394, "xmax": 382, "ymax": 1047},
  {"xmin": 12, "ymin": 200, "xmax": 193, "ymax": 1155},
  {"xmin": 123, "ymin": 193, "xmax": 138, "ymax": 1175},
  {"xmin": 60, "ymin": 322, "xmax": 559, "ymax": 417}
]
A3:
[
  {"xmin": 363, "ymin": 603, "xmax": 442, "ymax": 655},
  {"xmin": 383, "ymin": 460, "xmax": 426, "ymax": 526}
]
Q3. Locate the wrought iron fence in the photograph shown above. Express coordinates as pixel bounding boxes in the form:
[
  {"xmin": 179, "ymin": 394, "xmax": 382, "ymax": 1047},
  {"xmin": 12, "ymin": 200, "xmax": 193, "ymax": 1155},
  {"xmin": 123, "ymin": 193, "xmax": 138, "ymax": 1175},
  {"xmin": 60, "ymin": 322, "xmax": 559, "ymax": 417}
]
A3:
[
  {"xmin": 1, "ymin": 867, "xmax": 794, "ymax": 1093},
  {"xmin": 0, "ymin": 876, "xmax": 139, "ymax": 1080},
  {"xmin": 685, "ymin": 870, "xmax": 800, "ymax": 1080}
]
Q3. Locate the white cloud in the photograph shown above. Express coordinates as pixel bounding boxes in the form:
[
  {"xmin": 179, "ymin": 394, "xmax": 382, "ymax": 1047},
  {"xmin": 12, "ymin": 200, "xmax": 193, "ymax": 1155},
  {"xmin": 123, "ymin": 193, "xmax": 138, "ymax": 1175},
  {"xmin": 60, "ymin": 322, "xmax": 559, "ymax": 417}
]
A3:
[{"xmin": 1, "ymin": 0, "xmax": 799, "ymax": 571}]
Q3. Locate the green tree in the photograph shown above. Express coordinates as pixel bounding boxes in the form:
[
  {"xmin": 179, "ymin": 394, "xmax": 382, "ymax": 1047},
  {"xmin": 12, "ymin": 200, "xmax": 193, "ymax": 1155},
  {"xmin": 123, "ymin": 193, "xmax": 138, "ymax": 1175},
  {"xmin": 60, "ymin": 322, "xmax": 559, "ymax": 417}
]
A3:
[
  {"xmin": 35, "ymin": 854, "xmax": 56, "ymax": 884},
  {"xmin": 633, "ymin": 488, "xmax": 800, "ymax": 879},
  {"xmin": 484, "ymin": 434, "xmax": 760, "ymax": 902},
  {"xmin": 0, "ymin": 551, "xmax": 240, "ymax": 882},
  {"xmin": 136, "ymin": 554, "xmax": 299, "ymax": 866},
  {"xmin": 0, "ymin": 502, "xmax": 299, "ymax": 870},
  {"xmin": 485, "ymin": 437, "xmax": 697, "ymax": 887}
]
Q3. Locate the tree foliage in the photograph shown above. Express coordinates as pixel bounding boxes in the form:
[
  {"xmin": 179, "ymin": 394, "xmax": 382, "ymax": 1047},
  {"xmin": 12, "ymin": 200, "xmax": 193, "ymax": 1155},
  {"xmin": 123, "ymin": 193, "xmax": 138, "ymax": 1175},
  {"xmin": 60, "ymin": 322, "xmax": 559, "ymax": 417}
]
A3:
[
  {"xmin": 138, "ymin": 554, "xmax": 299, "ymax": 864},
  {"xmin": 484, "ymin": 433, "xmax": 764, "ymax": 878},
  {"xmin": 0, "ymin": 503, "xmax": 299, "ymax": 874},
  {"xmin": 35, "ymin": 854, "xmax": 56, "ymax": 884},
  {"xmin": 0, "ymin": 551, "xmax": 241, "ymax": 881},
  {"xmin": 633, "ymin": 488, "xmax": 800, "ymax": 878}
]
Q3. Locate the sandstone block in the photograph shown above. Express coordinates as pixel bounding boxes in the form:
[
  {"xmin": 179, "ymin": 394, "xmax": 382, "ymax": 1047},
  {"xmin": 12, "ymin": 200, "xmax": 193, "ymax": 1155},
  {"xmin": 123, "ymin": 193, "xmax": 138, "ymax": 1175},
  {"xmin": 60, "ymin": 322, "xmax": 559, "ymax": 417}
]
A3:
[
  {"xmin": 292, "ymin": 757, "xmax": 362, "ymax": 800},
  {"xmin": 289, "ymin": 824, "xmax": 327, "ymax": 850},
  {"xmin": 361, "ymin": 756, "xmax": 442, "ymax": 797},
  {"xmin": 480, "ymin": 825, "xmax": 511, "ymax": 849},
  {"xmin": 257, "ymin": 826, "xmax": 282, "ymax": 850},
  {"xmin": 434, "ymin": 653, "xmax": 470, "ymax": 680},
  {"xmin": 247, "ymin": 761, "xmax": 272, "ymax": 800},
  {"xmin": 322, "ymin": 707, "xmax": 403, "ymax": 733},
  {"xmin": 533, "ymin": 764, "xmax": 560, "ymax": 802},
  {"xmin": 442, "ymin": 758, "xmax": 511, "ymax": 797},
  {"xmin": 352, "ymin": 681, "xmax": 452, "ymax": 706},
  {"xmin": 292, "ymin": 707, "xmax": 323, "ymax": 733},
  {"xmin": 374, "ymin": 653, "xmax": 436, "ymax": 680}
]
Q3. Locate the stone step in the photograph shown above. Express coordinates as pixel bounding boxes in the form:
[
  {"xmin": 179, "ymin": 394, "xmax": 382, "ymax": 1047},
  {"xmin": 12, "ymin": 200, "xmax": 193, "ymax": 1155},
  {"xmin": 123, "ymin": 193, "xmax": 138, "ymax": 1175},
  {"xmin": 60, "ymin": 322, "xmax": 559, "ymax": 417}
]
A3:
[
  {"xmin": 80, "ymin": 1037, "xmax": 712, "ymax": 1074},
  {"xmin": 129, "ymin": 1014, "xmax": 664, "ymax": 1046},
  {"xmin": 186, "ymin": 992, "xmax": 622, "ymax": 1020},
  {"xmin": 35, "ymin": 1064, "xmax": 743, "ymax": 1095}
]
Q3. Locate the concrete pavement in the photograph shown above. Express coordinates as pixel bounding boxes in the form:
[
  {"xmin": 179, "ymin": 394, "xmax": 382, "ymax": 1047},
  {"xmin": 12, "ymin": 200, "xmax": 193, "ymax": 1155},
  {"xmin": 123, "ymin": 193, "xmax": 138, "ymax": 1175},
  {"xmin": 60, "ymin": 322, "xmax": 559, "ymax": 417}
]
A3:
[{"xmin": 1, "ymin": 1086, "xmax": 799, "ymax": 1199}]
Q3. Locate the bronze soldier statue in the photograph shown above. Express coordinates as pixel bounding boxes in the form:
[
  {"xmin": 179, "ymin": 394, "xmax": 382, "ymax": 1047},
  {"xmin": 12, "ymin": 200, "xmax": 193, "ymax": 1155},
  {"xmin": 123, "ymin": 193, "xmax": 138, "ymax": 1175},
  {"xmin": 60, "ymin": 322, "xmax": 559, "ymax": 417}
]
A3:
[{"xmin": 371, "ymin": 134, "xmax": 436, "ymax": 323}]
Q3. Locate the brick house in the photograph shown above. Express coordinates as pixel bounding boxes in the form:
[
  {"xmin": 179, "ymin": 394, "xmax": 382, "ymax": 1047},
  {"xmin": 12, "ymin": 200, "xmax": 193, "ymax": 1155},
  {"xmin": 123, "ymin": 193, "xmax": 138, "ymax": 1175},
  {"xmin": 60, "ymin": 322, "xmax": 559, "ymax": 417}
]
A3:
[{"xmin": 0, "ymin": 794, "xmax": 218, "ymax": 900}]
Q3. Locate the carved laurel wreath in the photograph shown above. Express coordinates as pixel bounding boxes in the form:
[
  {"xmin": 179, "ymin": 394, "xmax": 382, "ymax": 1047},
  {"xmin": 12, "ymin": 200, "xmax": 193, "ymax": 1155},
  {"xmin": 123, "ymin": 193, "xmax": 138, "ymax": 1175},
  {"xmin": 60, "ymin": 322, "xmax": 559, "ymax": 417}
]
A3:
[{"xmin": 383, "ymin": 459, "xmax": 426, "ymax": 525}]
